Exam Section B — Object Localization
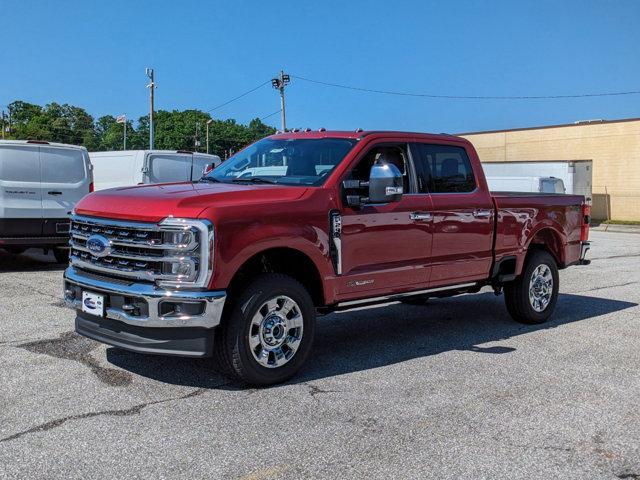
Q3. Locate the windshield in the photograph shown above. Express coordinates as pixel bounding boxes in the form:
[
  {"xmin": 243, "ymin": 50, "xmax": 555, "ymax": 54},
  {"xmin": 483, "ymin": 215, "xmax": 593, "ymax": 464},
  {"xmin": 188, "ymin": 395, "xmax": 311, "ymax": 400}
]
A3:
[{"xmin": 206, "ymin": 138, "xmax": 357, "ymax": 186}]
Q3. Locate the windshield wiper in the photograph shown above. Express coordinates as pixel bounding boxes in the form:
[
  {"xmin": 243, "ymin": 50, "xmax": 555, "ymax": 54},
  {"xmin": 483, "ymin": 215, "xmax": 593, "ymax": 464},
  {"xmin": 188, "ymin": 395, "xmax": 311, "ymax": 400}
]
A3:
[
  {"xmin": 231, "ymin": 177, "xmax": 276, "ymax": 184},
  {"xmin": 199, "ymin": 176, "xmax": 221, "ymax": 183}
]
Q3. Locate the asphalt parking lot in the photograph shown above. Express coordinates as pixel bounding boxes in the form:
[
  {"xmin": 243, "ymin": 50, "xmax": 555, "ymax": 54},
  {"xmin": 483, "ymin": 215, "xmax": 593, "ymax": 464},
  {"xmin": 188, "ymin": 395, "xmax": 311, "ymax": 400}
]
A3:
[{"xmin": 0, "ymin": 230, "xmax": 639, "ymax": 479}]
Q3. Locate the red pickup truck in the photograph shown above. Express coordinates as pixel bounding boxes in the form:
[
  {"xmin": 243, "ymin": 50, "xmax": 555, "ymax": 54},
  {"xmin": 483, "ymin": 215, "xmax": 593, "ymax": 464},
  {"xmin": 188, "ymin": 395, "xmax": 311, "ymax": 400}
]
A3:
[{"xmin": 63, "ymin": 130, "xmax": 591, "ymax": 385}]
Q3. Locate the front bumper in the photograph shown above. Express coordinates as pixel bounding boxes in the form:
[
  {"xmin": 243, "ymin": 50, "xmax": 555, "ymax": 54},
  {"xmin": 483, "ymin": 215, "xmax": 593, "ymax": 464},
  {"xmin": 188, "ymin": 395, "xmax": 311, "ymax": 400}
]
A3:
[{"xmin": 63, "ymin": 266, "xmax": 226, "ymax": 357}]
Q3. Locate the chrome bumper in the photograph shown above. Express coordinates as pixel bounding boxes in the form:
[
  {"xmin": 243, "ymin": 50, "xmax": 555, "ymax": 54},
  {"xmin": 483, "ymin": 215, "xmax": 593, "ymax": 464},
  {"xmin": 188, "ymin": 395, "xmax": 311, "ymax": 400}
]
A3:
[
  {"xmin": 579, "ymin": 241, "xmax": 591, "ymax": 265},
  {"xmin": 63, "ymin": 266, "xmax": 226, "ymax": 329}
]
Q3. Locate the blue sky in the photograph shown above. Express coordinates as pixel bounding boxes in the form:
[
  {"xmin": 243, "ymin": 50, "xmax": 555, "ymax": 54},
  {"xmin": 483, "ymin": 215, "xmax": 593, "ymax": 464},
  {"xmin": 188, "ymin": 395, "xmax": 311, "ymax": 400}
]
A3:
[{"xmin": 1, "ymin": 0, "xmax": 639, "ymax": 133}]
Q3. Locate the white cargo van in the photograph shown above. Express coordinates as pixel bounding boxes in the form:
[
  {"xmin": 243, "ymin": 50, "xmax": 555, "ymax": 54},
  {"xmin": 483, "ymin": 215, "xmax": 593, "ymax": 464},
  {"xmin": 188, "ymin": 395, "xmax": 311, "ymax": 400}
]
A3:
[
  {"xmin": 0, "ymin": 140, "xmax": 93, "ymax": 261},
  {"xmin": 483, "ymin": 160, "xmax": 593, "ymax": 200},
  {"xmin": 89, "ymin": 150, "xmax": 222, "ymax": 191}
]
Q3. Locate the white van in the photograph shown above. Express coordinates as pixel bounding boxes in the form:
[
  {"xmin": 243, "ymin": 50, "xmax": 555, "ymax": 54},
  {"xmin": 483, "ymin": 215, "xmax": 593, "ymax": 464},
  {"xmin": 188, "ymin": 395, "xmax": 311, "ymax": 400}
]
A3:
[
  {"xmin": 0, "ymin": 140, "xmax": 93, "ymax": 261},
  {"xmin": 89, "ymin": 150, "xmax": 222, "ymax": 191}
]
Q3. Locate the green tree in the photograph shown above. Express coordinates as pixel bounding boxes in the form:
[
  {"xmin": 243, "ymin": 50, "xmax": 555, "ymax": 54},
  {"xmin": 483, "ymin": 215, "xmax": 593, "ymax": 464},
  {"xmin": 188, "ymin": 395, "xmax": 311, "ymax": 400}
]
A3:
[{"xmin": 4, "ymin": 100, "xmax": 276, "ymax": 155}]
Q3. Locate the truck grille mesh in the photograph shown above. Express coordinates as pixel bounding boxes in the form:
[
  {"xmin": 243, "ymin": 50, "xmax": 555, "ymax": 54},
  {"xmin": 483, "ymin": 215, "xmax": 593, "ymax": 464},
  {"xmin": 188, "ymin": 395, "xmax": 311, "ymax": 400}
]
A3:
[{"xmin": 69, "ymin": 216, "xmax": 200, "ymax": 283}]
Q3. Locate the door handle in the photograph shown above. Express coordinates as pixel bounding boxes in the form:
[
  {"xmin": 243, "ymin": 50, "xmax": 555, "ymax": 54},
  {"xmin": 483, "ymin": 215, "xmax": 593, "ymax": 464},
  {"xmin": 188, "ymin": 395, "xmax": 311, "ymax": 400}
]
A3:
[
  {"xmin": 48, "ymin": 191, "xmax": 63, "ymax": 195},
  {"xmin": 410, "ymin": 211, "xmax": 432, "ymax": 221},
  {"xmin": 473, "ymin": 209, "xmax": 492, "ymax": 218}
]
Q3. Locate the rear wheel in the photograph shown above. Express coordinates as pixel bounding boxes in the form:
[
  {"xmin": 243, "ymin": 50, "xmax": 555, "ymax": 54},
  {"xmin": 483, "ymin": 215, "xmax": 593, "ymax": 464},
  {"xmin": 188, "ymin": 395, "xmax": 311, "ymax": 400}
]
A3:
[
  {"xmin": 504, "ymin": 250, "xmax": 559, "ymax": 324},
  {"xmin": 53, "ymin": 247, "xmax": 69, "ymax": 264},
  {"xmin": 215, "ymin": 274, "xmax": 316, "ymax": 386}
]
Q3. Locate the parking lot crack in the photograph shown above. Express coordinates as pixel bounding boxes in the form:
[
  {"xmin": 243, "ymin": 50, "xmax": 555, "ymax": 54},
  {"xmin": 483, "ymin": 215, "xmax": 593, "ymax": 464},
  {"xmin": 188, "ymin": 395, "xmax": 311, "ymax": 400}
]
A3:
[
  {"xmin": 0, "ymin": 388, "xmax": 208, "ymax": 443},
  {"xmin": 303, "ymin": 382, "xmax": 338, "ymax": 400},
  {"xmin": 576, "ymin": 281, "xmax": 638, "ymax": 293}
]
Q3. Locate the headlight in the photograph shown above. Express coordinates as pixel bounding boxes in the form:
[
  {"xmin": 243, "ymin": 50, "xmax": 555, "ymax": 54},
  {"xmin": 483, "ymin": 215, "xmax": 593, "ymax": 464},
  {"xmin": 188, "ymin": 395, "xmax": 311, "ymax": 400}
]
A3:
[{"xmin": 156, "ymin": 218, "xmax": 213, "ymax": 289}]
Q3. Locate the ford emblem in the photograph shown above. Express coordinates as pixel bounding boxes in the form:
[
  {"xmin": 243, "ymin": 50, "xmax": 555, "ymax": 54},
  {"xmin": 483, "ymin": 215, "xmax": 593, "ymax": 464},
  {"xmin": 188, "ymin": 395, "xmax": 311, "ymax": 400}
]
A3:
[
  {"xmin": 83, "ymin": 298, "xmax": 97, "ymax": 309},
  {"xmin": 86, "ymin": 234, "xmax": 112, "ymax": 258}
]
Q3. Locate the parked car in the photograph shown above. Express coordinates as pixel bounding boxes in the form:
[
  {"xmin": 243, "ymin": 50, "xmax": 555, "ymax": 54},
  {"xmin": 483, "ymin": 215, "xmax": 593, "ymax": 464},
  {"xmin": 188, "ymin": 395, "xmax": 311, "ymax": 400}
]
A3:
[
  {"xmin": 89, "ymin": 150, "xmax": 222, "ymax": 191},
  {"xmin": 0, "ymin": 140, "xmax": 93, "ymax": 261},
  {"xmin": 63, "ymin": 130, "xmax": 591, "ymax": 385}
]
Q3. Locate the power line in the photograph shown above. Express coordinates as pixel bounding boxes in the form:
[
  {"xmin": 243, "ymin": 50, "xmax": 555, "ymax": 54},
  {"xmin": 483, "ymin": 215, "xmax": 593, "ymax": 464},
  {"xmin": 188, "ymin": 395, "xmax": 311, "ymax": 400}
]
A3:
[
  {"xmin": 260, "ymin": 109, "xmax": 281, "ymax": 121},
  {"xmin": 291, "ymin": 74, "xmax": 640, "ymax": 100},
  {"xmin": 207, "ymin": 80, "xmax": 271, "ymax": 112}
]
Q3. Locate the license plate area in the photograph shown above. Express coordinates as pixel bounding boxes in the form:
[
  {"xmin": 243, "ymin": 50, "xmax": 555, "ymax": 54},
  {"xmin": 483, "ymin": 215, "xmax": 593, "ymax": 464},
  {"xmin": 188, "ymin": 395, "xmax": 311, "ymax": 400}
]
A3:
[{"xmin": 82, "ymin": 291, "xmax": 105, "ymax": 317}]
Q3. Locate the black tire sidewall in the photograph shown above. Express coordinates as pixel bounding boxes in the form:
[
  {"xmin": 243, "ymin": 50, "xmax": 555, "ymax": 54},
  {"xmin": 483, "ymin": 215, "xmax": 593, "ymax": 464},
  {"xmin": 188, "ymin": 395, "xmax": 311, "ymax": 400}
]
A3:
[{"xmin": 228, "ymin": 274, "xmax": 316, "ymax": 385}]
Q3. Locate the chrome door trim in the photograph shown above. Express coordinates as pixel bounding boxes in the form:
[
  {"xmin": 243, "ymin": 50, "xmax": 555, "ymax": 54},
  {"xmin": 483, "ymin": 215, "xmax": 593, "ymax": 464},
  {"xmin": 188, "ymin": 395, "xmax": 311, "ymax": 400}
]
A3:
[
  {"xmin": 410, "ymin": 211, "xmax": 433, "ymax": 221},
  {"xmin": 473, "ymin": 209, "xmax": 493, "ymax": 218},
  {"xmin": 336, "ymin": 282, "xmax": 478, "ymax": 308}
]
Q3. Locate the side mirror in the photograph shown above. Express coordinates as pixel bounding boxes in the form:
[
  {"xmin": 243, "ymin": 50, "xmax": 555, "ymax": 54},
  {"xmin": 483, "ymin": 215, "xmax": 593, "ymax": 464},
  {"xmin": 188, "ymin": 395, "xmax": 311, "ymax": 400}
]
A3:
[{"xmin": 368, "ymin": 162, "xmax": 403, "ymax": 203}]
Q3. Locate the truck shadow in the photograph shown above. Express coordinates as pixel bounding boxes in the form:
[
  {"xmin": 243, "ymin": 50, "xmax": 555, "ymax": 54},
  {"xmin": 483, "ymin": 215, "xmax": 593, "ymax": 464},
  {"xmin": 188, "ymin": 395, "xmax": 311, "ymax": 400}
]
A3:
[
  {"xmin": 105, "ymin": 292, "xmax": 637, "ymax": 389},
  {"xmin": 0, "ymin": 249, "xmax": 67, "ymax": 272}
]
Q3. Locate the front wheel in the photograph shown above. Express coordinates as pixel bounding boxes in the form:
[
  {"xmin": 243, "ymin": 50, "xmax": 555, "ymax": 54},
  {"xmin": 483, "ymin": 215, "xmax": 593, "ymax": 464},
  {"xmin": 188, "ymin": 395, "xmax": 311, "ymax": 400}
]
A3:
[
  {"xmin": 504, "ymin": 250, "xmax": 559, "ymax": 324},
  {"xmin": 215, "ymin": 274, "xmax": 316, "ymax": 386}
]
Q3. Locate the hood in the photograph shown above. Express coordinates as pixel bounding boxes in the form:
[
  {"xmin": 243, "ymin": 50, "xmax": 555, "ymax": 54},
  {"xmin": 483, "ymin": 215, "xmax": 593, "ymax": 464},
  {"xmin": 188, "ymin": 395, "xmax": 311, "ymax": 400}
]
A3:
[{"xmin": 75, "ymin": 182, "xmax": 309, "ymax": 222}]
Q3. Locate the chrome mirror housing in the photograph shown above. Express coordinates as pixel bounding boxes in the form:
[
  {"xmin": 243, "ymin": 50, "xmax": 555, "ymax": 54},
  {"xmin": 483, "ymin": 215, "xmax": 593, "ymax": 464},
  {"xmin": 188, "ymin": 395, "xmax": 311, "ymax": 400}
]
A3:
[{"xmin": 368, "ymin": 162, "xmax": 403, "ymax": 203}]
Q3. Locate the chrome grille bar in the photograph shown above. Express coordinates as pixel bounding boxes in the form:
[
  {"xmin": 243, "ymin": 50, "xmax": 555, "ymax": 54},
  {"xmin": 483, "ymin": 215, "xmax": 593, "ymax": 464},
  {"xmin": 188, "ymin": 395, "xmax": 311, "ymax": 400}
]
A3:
[{"xmin": 69, "ymin": 215, "xmax": 212, "ymax": 287}]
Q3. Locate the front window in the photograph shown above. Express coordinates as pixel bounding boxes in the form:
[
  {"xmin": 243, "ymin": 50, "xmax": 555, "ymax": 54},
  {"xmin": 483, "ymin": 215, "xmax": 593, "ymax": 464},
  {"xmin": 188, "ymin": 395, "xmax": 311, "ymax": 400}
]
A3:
[{"xmin": 206, "ymin": 138, "xmax": 357, "ymax": 186}]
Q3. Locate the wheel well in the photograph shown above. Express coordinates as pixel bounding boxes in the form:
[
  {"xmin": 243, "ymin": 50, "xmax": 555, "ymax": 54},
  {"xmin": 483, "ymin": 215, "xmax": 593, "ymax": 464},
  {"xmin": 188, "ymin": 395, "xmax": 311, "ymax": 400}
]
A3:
[
  {"xmin": 227, "ymin": 248, "xmax": 325, "ymax": 307},
  {"xmin": 528, "ymin": 228, "xmax": 563, "ymax": 266}
]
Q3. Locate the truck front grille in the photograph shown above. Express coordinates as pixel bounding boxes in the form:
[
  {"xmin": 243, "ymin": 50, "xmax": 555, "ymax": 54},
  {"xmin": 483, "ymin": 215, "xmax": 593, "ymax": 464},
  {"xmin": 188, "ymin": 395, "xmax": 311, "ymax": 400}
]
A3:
[{"xmin": 69, "ymin": 215, "xmax": 213, "ymax": 287}]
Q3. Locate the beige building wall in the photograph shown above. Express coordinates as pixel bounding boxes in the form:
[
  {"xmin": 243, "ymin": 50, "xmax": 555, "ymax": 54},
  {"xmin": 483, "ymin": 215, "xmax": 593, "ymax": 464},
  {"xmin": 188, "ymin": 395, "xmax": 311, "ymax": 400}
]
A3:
[{"xmin": 460, "ymin": 118, "xmax": 640, "ymax": 221}]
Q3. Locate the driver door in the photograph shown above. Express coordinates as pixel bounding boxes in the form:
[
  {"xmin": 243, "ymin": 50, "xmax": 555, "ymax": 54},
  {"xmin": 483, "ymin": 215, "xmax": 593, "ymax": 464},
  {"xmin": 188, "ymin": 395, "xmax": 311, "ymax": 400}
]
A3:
[{"xmin": 336, "ymin": 142, "xmax": 433, "ymax": 301}]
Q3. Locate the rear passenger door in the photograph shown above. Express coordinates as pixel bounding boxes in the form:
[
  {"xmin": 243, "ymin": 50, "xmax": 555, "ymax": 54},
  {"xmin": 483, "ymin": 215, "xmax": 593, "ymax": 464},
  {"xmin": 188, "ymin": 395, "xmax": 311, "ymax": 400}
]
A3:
[
  {"xmin": 40, "ymin": 146, "xmax": 90, "ymax": 233},
  {"xmin": 0, "ymin": 144, "xmax": 43, "ymax": 235},
  {"xmin": 411, "ymin": 142, "xmax": 494, "ymax": 287},
  {"xmin": 145, "ymin": 153, "xmax": 192, "ymax": 184}
]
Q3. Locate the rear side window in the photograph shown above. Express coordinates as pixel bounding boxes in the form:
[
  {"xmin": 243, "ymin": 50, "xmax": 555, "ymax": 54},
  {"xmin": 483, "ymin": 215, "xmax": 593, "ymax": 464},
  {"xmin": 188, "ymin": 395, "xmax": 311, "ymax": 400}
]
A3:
[
  {"xmin": 0, "ymin": 146, "xmax": 40, "ymax": 183},
  {"xmin": 41, "ymin": 147, "xmax": 86, "ymax": 183},
  {"xmin": 147, "ymin": 154, "xmax": 191, "ymax": 183},
  {"xmin": 413, "ymin": 143, "xmax": 476, "ymax": 193}
]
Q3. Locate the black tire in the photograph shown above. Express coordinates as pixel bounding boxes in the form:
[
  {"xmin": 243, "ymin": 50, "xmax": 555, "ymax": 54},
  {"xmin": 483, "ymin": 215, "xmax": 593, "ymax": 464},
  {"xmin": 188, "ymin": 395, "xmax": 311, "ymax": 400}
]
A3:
[
  {"xmin": 53, "ymin": 247, "xmax": 69, "ymax": 264},
  {"xmin": 214, "ymin": 273, "xmax": 316, "ymax": 386},
  {"xmin": 4, "ymin": 247, "xmax": 27, "ymax": 255},
  {"xmin": 504, "ymin": 249, "xmax": 559, "ymax": 324},
  {"xmin": 400, "ymin": 295, "xmax": 430, "ymax": 306}
]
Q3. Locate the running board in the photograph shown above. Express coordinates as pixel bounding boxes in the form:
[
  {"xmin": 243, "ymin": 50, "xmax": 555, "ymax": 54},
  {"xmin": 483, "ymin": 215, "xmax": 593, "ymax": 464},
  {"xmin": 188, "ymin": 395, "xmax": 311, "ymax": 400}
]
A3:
[{"xmin": 333, "ymin": 282, "xmax": 480, "ymax": 310}]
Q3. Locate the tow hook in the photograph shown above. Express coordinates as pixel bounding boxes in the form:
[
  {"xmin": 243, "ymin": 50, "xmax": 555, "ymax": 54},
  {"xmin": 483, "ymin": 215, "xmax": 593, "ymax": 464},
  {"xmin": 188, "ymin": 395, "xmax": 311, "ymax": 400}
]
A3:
[{"xmin": 492, "ymin": 285, "xmax": 503, "ymax": 296}]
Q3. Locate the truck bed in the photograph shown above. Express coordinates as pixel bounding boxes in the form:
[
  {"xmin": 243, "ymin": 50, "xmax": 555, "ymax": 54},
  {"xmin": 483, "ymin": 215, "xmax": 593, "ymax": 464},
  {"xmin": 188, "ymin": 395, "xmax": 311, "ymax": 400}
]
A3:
[{"xmin": 491, "ymin": 192, "xmax": 585, "ymax": 273}]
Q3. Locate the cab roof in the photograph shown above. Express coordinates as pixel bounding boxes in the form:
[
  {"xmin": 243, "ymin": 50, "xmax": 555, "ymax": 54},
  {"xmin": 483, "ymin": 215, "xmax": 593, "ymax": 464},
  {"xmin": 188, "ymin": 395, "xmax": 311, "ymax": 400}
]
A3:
[{"xmin": 268, "ymin": 130, "xmax": 466, "ymax": 142}]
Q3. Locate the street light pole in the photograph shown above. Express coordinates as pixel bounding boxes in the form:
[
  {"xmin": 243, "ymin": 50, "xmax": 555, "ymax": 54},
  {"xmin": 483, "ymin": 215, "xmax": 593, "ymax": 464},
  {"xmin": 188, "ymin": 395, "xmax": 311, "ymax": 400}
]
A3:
[
  {"xmin": 145, "ymin": 68, "xmax": 155, "ymax": 149},
  {"xmin": 271, "ymin": 70, "xmax": 290, "ymax": 131},
  {"xmin": 206, "ymin": 119, "xmax": 213, "ymax": 154}
]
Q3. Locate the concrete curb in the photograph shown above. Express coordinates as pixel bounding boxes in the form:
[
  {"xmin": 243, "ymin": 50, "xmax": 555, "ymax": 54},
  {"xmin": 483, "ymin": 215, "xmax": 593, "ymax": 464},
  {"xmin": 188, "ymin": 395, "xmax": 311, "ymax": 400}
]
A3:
[{"xmin": 591, "ymin": 223, "xmax": 640, "ymax": 234}]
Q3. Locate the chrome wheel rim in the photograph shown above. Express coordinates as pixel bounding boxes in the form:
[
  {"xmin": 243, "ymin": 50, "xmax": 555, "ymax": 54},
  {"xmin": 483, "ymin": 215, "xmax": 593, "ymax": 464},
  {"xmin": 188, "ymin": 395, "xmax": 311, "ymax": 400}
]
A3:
[
  {"xmin": 529, "ymin": 264, "xmax": 553, "ymax": 312},
  {"xmin": 249, "ymin": 295, "xmax": 304, "ymax": 369}
]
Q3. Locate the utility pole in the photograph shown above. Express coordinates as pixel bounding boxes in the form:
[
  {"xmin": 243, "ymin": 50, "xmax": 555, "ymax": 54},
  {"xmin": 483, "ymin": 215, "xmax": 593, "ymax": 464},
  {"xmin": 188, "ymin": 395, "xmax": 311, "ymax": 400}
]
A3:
[
  {"xmin": 206, "ymin": 119, "xmax": 213, "ymax": 154},
  {"xmin": 1, "ymin": 110, "xmax": 5, "ymax": 140},
  {"xmin": 271, "ymin": 70, "xmax": 290, "ymax": 131},
  {"xmin": 194, "ymin": 121, "xmax": 200, "ymax": 152},
  {"xmin": 116, "ymin": 115, "xmax": 127, "ymax": 150},
  {"xmin": 145, "ymin": 68, "xmax": 155, "ymax": 149}
]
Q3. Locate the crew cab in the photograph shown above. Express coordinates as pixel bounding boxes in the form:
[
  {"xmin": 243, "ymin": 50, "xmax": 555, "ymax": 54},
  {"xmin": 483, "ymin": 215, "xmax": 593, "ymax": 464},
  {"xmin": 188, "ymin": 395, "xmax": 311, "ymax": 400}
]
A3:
[{"xmin": 63, "ymin": 131, "xmax": 591, "ymax": 385}]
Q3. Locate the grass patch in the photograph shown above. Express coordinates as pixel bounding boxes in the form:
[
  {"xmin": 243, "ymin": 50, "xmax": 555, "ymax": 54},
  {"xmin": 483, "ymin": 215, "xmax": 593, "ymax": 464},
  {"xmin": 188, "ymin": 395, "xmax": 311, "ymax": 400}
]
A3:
[{"xmin": 601, "ymin": 220, "xmax": 640, "ymax": 226}]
